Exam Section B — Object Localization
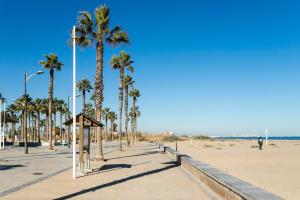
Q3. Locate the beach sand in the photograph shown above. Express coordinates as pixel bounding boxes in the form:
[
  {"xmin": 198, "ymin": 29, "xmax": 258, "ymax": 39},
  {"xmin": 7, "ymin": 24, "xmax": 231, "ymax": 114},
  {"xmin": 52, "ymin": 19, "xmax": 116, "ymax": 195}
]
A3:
[{"xmin": 166, "ymin": 139, "xmax": 300, "ymax": 200}]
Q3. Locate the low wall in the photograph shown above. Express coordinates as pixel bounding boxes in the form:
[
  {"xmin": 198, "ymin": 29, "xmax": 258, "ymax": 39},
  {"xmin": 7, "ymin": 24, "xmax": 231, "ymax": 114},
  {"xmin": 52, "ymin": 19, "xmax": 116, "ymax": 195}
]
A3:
[{"xmin": 157, "ymin": 142, "xmax": 283, "ymax": 200}]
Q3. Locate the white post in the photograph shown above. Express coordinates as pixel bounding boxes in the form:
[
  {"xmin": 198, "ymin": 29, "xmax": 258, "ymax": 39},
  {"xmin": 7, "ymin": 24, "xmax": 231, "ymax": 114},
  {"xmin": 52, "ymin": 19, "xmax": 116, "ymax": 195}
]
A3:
[
  {"xmin": 265, "ymin": 128, "xmax": 268, "ymax": 145},
  {"xmin": 3, "ymin": 102, "xmax": 5, "ymax": 149},
  {"xmin": 0, "ymin": 102, "xmax": 2, "ymax": 150},
  {"xmin": 72, "ymin": 25, "xmax": 77, "ymax": 179}
]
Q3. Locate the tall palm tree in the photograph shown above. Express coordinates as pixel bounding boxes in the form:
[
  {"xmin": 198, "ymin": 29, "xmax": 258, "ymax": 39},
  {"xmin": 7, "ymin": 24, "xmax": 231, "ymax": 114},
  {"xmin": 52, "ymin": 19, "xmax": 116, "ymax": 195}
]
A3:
[
  {"xmin": 129, "ymin": 88, "xmax": 140, "ymax": 144},
  {"xmin": 75, "ymin": 5, "xmax": 129, "ymax": 160},
  {"xmin": 111, "ymin": 51, "xmax": 134, "ymax": 151},
  {"xmin": 77, "ymin": 79, "xmax": 93, "ymax": 113},
  {"xmin": 129, "ymin": 106, "xmax": 141, "ymax": 142},
  {"xmin": 107, "ymin": 111, "xmax": 117, "ymax": 141},
  {"xmin": 40, "ymin": 53, "xmax": 63, "ymax": 150},
  {"xmin": 101, "ymin": 107, "xmax": 110, "ymax": 142},
  {"xmin": 124, "ymin": 75, "xmax": 134, "ymax": 145}
]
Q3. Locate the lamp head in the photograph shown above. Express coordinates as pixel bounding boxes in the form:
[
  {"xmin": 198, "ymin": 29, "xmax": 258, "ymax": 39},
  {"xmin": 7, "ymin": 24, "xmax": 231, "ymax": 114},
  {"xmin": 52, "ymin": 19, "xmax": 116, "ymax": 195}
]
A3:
[{"xmin": 36, "ymin": 70, "xmax": 44, "ymax": 75}]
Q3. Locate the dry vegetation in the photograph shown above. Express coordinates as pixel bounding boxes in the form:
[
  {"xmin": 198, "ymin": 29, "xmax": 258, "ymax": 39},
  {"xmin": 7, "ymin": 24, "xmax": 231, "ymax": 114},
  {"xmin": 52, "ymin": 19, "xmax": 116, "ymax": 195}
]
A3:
[{"xmin": 141, "ymin": 133, "xmax": 211, "ymax": 143}]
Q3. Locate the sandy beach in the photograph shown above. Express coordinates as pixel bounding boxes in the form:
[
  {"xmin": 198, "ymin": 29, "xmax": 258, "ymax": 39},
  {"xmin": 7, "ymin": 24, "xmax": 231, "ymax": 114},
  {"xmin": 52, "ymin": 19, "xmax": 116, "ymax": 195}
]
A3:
[{"xmin": 166, "ymin": 139, "xmax": 300, "ymax": 200}]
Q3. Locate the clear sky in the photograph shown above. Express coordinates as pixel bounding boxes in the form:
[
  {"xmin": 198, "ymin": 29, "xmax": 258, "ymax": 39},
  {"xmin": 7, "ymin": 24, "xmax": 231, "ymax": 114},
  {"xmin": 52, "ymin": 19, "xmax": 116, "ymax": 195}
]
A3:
[{"xmin": 0, "ymin": 0, "xmax": 300, "ymax": 136}]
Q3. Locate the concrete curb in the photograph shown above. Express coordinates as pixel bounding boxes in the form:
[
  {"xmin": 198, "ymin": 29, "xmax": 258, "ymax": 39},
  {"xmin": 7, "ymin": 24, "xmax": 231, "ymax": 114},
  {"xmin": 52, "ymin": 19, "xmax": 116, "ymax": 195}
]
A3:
[{"xmin": 157, "ymin": 143, "xmax": 283, "ymax": 200}]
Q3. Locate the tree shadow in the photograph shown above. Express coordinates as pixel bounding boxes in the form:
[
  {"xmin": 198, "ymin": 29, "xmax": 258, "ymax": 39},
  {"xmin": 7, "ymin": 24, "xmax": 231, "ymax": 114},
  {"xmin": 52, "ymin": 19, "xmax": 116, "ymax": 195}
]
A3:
[
  {"xmin": 83, "ymin": 164, "xmax": 132, "ymax": 177},
  {"xmin": 54, "ymin": 163, "xmax": 178, "ymax": 200},
  {"xmin": 107, "ymin": 151, "xmax": 159, "ymax": 161},
  {"xmin": 0, "ymin": 164, "xmax": 25, "ymax": 171}
]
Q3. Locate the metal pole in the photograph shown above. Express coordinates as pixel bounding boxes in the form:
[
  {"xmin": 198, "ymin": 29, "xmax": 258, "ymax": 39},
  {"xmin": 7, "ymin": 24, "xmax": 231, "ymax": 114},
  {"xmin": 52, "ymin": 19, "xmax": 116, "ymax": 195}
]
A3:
[
  {"xmin": 24, "ymin": 72, "xmax": 28, "ymax": 154},
  {"xmin": 3, "ymin": 101, "xmax": 5, "ymax": 149},
  {"xmin": 67, "ymin": 95, "xmax": 70, "ymax": 149},
  {"xmin": 0, "ymin": 102, "xmax": 2, "ymax": 150},
  {"xmin": 72, "ymin": 25, "xmax": 77, "ymax": 179}
]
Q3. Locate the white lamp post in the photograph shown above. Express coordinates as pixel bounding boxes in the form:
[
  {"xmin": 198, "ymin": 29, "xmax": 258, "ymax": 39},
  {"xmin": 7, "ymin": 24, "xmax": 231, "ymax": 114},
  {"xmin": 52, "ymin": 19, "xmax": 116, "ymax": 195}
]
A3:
[
  {"xmin": 72, "ymin": 25, "xmax": 77, "ymax": 179},
  {"xmin": 0, "ymin": 101, "xmax": 2, "ymax": 150},
  {"xmin": 3, "ymin": 101, "xmax": 5, "ymax": 149}
]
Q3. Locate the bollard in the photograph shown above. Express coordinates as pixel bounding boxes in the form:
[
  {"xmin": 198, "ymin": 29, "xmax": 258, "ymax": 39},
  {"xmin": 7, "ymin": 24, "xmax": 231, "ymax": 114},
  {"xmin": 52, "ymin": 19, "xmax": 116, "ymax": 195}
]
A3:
[
  {"xmin": 163, "ymin": 146, "xmax": 167, "ymax": 152},
  {"xmin": 176, "ymin": 154, "xmax": 181, "ymax": 165}
]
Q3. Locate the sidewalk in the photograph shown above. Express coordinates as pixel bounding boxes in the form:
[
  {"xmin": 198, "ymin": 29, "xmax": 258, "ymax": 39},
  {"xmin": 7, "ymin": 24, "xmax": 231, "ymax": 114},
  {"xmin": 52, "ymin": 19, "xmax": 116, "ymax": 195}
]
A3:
[{"xmin": 3, "ymin": 142, "xmax": 213, "ymax": 200}]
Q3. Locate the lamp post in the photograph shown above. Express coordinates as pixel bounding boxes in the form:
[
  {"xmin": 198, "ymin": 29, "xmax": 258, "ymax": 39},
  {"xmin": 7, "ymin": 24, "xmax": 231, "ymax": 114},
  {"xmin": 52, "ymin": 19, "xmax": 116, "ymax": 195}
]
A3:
[
  {"xmin": 0, "ymin": 100, "xmax": 2, "ymax": 150},
  {"xmin": 24, "ymin": 70, "xmax": 44, "ymax": 154},
  {"xmin": 72, "ymin": 25, "xmax": 77, "ymax": 179}
]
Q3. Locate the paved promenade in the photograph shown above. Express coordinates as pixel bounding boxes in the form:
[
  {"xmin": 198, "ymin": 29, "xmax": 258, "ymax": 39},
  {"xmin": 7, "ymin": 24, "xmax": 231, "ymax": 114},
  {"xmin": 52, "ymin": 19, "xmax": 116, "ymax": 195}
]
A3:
[
  {"xmin": 1, "ymin": 142, "xmax": 215, "ymax": 200},
  {"xmin": 0, "ymin": 142, "xmax": 118, "ymax": 197}
]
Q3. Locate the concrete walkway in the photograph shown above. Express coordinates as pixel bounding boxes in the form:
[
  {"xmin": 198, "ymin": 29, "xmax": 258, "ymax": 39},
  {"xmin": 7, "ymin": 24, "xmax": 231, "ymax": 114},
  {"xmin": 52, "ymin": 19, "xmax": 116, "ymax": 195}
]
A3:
[
  {"xmin": 2, "ymin": 142, "xmax": 213, "ymax": 200},
  {"xmin": 0, "ymin": 142, "xmax": 118, "ymax": 197}
]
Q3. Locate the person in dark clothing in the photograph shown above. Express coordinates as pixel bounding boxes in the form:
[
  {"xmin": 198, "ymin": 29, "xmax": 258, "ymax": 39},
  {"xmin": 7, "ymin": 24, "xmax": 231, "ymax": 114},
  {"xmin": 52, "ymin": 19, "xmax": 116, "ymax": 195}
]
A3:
[{"xmin": 258, "ymin": 136, "xmax": 263, "ymax": 150}]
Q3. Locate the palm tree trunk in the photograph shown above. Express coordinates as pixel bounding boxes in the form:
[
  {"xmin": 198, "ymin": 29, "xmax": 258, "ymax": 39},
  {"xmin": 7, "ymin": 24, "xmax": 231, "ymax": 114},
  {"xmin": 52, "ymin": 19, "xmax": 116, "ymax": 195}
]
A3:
[
  {"xmin": 28, "ymin": 115, "xmax": 31, "ymax": 142},
  {"xmin": 20, "ymin": 114, "xmax": 24, "ymax": 142},
  {"xmin": 105, "ymin": 117, "xmax": 108, "ymax": 142},
  {"xmin": 95, "ymin": 41, "xmax": 104, "ymax": 161},
  {"xmin": 130, "ymin": 116, "xmax": 134, "ymax": 144},
  {"xmin": 111, "ymin": 120, "xmax": 114, "ymax": 141},
  {"xmin": 133, "ymin": 98, "xmax": 136, "ymax": 144},
  {"xmin": 53, "ymin": 112, "xmax": 57, "ymax": 143},
  {"xmin": 37, "ymin": 112, "xmax": 40, "ymax": 142},
  {"xmin": 118, "ymin": 68, "xmax": 124, "ymax": 151},
  {"xmin": 82, "ymin": 90, "xmax": 86, "ymax": 113},
  {"xmin": 125, "ymin": 85, "xmax": 129, "ymax": 146},
  {"xmin": 95, "ymin": 107, "xmax": 104, "ymax": 160},
  {"xmin": 45, "ymin": 114, "xmax": 49, "ymax": 141},
  {"xmin": 59, "ymin": 112, "xmax": 62, "ymax": 142},
  {"xmin": 48, "ymin": 69, "xmax": 54, "ymax": 150}
]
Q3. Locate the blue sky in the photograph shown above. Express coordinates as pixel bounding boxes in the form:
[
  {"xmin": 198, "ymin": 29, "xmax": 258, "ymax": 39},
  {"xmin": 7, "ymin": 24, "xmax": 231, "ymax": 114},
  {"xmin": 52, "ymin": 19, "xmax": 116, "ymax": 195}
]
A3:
[{"xmin": 0, "ymin": 0, "xmax": 300, "ymax": 136}]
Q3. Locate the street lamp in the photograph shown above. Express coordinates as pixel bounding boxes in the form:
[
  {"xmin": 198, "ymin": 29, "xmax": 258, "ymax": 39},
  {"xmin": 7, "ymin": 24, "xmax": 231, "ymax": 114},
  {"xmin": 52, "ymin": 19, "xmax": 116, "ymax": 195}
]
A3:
[
  {"xmin": 24, "ymin": 70, "xmax": 44, "ymax": 154},
  {"xmin": 72, "ymin": 25, "xmax": 77, "ymax": 179},
  {"xmin": 0, "ymin": 99, "xmax": 4, "ymax": 150}
]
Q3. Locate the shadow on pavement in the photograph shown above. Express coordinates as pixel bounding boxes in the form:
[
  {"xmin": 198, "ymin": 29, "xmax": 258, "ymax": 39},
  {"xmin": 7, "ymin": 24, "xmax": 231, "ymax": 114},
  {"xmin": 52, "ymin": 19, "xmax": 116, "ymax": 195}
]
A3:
[
  {"xmin": 0, "ymin": 164, "xmax": 25, "ymax": 171},
  {"xmin": 54, "ymin": 163, "xmax": 178, "ymax": 200},
  {"xmin": 107, "ymin": 151, "xmax": 159, "ymax": 161}
]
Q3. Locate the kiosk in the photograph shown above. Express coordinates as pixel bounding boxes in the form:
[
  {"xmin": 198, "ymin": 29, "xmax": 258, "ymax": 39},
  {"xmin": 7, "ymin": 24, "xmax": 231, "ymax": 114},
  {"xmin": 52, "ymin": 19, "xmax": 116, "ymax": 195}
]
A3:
[{"xmin": 64, "ymin": 113, "xmax": 103, "ymax": 173}]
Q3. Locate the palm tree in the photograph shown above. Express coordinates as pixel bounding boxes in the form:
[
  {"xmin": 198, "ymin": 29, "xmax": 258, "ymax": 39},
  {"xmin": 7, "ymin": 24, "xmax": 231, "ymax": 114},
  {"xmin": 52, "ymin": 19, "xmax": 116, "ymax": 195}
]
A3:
[
  {"xmin": 129, "ymin": 88, "xmax": 140, "ymax": 144},
  {"xmin": 32, "ymin": 98, "xmax": 44, "ymax": 142},
  {"xmin": 111, "ymin": 51, "xmax": 134, "ymax": 151},
  {"xmin": 6, "ymin": 104, "xmax": 18, "ymax": 141},
  {"xmin": 40, "ymin": 53, "xmax": 63, "ymax": 150},
  {"xmin": 52, "ymin": 98, "xmax": 61, "ymax": 142},
  {"xmin": 15, "ymin": 95, "xmax": 32, "ymax": 142},
  {"xmin": 107, "ymin": 111, "xmax": 117, "ymax": 141},
  {"xmin": 129, "ymin": 106, "xmax": 141, "ymax": 142},
  {"xmin": 75, "ymin": 5, "xmax": 129, "ymax": 160},
  {"xmin": 77, "ymin": 79, "xmax": 93, "ymax": 113},
  {"xmin": 40, "ymin": 98, "xmax": 49, "ymax": 141},
  {"xmin": 86, "ymin": 103, "xmax": 95, "ymax": 118},
  {"xmin": 57, "ymin": 100, "xmax": 67, "ymax": 142},
  {"xmin": 101, "ymin": 107, "xmax": 110, "ymax": 142},
  {"xmin": 124, "ymin": 75, "xmax": 134, "ymax": 145}
]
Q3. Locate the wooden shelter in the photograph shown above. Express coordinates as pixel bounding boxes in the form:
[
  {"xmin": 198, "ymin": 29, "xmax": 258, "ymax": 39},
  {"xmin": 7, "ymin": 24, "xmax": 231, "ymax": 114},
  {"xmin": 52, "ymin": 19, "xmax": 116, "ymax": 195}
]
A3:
[{"xmin": 64, "ymin": 113, "xmax": 103, "ymax": 173}]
